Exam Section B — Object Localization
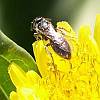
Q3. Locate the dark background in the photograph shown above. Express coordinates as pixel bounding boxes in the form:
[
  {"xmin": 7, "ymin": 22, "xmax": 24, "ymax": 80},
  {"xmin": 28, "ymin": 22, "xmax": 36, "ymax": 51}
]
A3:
[{"xmin": 0, "ymin": 0, "xmax": 99, "ymax": 57}]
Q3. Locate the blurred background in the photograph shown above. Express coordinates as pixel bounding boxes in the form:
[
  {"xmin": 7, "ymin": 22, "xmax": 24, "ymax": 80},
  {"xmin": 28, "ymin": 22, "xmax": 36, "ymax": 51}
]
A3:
[{"xmin": 0, "ymin": 0, "xmax": 100, "ymax": 56}]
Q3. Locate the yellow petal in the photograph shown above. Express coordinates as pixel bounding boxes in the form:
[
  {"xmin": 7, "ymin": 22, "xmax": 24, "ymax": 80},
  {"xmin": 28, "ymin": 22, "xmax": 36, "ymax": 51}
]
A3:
[
  {"xmin": 57, "ymin": 21, "xmax": 75, "ymax": 34},
  {"xmin": 94, "ymin": 14, "xmax": 100, "ymax": 50},
  {"xmin": 8, "ymin": 62, "xmax": 30, "ymax": 88},
  {"xmin": 26, "ymin": 70, "xmax": 41, "ymax": 85},
  {"xmin": 78, "ymin": 25, "xmax": 98, "ymax": 56},
  {"xmin": 17, "ymin": 87, "xmax": 37, "ymax": 100},
  {"xmin": 33, "ymin": 40, "xmax": 52, "ymax": 77},
  {"xmin": 10, "ymin": 91, "xmax": 18, "ymax": 100}
]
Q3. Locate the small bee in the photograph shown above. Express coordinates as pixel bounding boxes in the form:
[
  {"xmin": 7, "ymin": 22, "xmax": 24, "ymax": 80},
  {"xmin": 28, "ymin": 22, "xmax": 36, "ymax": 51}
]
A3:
[{"xmin": 31, "ymin": 17, "xmax": 71, "ymax": 59}]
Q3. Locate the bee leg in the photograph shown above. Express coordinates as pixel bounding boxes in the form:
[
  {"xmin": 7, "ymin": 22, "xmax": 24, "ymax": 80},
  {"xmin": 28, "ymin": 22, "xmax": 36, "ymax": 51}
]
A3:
[
  {"xmin": 34, "ymin": 33, "xmax": 43, "ymax": 40},
  {"xmin": 44, "ymin": 43, "xmax": 57, "ymax": 71},
  {"xmin": 45, "ymin": 43, "xmax": 51, "ymax": 46},
  {"xmin": 45, "ymin": 44, "xmax": 60, "ymax": 80}
]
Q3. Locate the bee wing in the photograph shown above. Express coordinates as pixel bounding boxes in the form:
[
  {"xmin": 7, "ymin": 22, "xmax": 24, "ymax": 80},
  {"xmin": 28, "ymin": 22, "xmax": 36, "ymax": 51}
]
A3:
[{"xmin": 56, "ymin": 27, "xmax": 77, "ymax": 39}]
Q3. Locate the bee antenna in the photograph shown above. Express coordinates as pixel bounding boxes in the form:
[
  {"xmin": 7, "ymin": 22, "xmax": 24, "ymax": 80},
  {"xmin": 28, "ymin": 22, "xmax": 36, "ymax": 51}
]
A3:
[{"xmin": 30, "ymin": 21, "xmax": 33, "ymax": 31}]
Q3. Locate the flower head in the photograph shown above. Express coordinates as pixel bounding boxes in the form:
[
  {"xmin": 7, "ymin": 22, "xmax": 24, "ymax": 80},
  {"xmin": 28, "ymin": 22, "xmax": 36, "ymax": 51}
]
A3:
[{"xmin": 9, "ymin": 15, "xmax": 100, "ymax": 100}]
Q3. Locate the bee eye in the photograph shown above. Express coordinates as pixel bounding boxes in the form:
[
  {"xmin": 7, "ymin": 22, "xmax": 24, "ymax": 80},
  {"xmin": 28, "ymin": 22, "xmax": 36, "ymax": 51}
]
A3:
[{"xmin": 37, "ymin": 21, "xmax": 48, "ymax": 31}]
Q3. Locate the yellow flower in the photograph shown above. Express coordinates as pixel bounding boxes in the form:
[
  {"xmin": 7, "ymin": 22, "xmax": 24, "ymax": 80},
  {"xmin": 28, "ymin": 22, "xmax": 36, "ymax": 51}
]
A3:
[{"xmin": 9, "ymin": 15, "xmax": 100, "ymax": 100}]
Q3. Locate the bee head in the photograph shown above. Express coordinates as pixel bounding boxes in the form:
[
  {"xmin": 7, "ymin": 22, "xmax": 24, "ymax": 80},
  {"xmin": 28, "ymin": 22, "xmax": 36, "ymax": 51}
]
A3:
[{"xmin": 31, "ymin": 17, "xmax": 50, "ymax": 33}]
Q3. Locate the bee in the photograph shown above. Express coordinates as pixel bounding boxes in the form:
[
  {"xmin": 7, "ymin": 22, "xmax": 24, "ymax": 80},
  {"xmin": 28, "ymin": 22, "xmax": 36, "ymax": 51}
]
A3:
[{"xmin": 31, "ymin": 17, "xmax": 71, "ymax": 59}]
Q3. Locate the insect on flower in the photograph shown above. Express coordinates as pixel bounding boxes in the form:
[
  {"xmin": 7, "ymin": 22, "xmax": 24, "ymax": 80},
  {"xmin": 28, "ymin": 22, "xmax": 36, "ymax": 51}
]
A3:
[{"xmin": 31, "ymin": 17, "xmax": 71, "ymax": 59}]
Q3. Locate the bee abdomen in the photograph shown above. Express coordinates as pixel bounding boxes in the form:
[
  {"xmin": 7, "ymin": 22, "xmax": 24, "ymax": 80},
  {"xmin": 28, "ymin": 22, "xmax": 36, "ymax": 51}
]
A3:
[{"xmin": 50, "ymin": 40, "xmax": 71, "ymax": 59}]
